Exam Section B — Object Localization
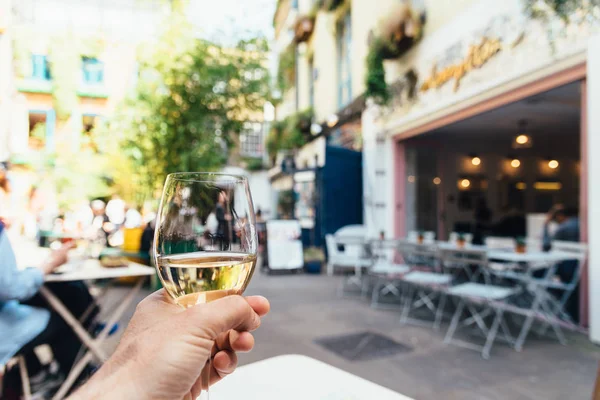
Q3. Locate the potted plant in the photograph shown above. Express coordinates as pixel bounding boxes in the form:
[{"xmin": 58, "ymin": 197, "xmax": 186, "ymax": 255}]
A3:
[
  {"xmin": 304, "ymin": 246, "xmax": 325, "ymax": 274},
  {"xmin": 456, "ymin": 233, "xmax": 466, "ymax": 248},
  {"xmin": 515, "ymin": 237, "xmax": 527, "ymax": 254},
  {"xmin": 417, "ymin": 231, "xmax": 425, "ymax": 244}
]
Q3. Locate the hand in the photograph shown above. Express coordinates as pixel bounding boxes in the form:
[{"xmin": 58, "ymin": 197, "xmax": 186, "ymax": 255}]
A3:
[
  {"xmin": 546, "ymin": 204, "xmax": 564, "ymax": 224},
  {"xmin": 70, "ymin": 290, "xmax": 270, "ymax": 400},
  {"xmin": 40, "ymin": 242, "xmax": 75, "ymax": 274}
]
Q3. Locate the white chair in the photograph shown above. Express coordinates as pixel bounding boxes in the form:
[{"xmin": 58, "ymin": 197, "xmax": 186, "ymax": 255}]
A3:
[
  {"xmin": 448, "ymin": 232, "xmax": 474, "ymax": 244},
  {"xmin": 325, "ymin": 234, "xmax": 372, "ymax": 297},
  {"xmin": 439, "ymin": 247, "xmax": 489, "ymax": 283},
  {"xmin": 444, "ymin": 283, "xmax": 519, "ymax": 359},
  {"xmin": 325, "ymin": 234, "xmax": 371, "ymax": 276},
  {"xmin": 399, "ymin": 271, "xmax": 453, "ymax": 331},
  {"xmin": 369, "ymin": 260, "xmax": 411, "ymax": 308}
]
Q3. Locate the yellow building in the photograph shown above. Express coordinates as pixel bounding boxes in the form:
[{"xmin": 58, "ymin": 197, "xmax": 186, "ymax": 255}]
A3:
[{"xmin": 5, "ymin": 0, "xmax": 163, "ymax": 160}]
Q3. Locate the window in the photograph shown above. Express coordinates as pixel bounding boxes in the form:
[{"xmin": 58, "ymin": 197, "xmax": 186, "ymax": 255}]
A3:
[
  {"xmin": 240, "ymin": 122, "xmax": 264, "ymax": 157},
  {"xmin": 336, "ymin": 13, "xmax": 352, "ymax": 108},
  {"xmin": 81, "ymin": 57, "xmax": 104, "ymax": 84},
  {"xmin": 31, "ymin": 55, "xmax": 51, "ymax": 81}
]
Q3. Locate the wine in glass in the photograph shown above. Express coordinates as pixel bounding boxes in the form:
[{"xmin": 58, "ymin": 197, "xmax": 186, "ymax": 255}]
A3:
[{"xmin": 153, "ymin": 172, "xmax": 258, "ymax": 399}]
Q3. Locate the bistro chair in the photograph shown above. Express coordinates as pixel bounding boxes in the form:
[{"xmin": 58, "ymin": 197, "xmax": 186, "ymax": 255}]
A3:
[
  {"xmin": 398, "ymin": 270, "xmax": 453, "ymax": 331},
  {"xmin": 439, "ymin": 247, "xmax": 490, "ymax": 283},
  {"xmin": 444, "ymin": 282, "xmax": 520, "ymax": 359},
  {"xmin": 369, "ymin": 260, "xmax": 411, "ymax": 308},
  {"xmin": 325, "ymin": 234, "xmax": 372, "ymax": 296},
  {"xmin": 397, "ymin": 239, "xmax": 439, "ymax": 269}
]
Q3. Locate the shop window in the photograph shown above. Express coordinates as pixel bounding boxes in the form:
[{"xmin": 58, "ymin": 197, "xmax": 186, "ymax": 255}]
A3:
[
  {"xmin": 336, "ymin": 13, "xmax": 352, "ymax": 109},
  {"xmin": 31, "ymin": 54, "xmax": 51, "ymax": 81},
  {"xmin": 81, "ymin": 57, "xmax": 104, "ymax": 84}
]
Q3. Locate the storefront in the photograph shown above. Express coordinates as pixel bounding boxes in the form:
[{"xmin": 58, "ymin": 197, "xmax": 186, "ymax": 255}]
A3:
[{"xmin": 362, "ymin": 0, "xmax": 599, "ymax": 338}]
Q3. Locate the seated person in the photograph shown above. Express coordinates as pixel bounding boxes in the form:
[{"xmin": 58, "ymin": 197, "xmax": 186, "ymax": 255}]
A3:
[
  {"xmin": 541, "ymin": 205, "xmax": 581, "ymax": 322},
  {"xmin": 0, "ymin": 219, "xmax": 97, "ymax": 393}
]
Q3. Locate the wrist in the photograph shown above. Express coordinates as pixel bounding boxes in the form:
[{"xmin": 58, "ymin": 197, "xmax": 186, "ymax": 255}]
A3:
[{"xmin": 68, "ymin": 361, "xmax": 141, "ymax": 400}]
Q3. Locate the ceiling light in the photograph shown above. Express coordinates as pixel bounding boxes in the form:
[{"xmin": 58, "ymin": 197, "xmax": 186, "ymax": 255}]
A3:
[
  {"xmin": 460, "ymin": 179, "xmax": 471, "ymax": 188},
  {"xmin": 548, "ymin": 159, "xmax": 559, "ymax": 169},
  {"xmin": 433, "ymin": 177, "xmax": 441, "ymax": 185},
  {"xmin": 471, "ymin": 156, "xmax": 481, "ymax": 166},
  {"xmin": 511, "ymin": 159, "xmax": 521, "ymax": 168},
  {"xmin": 515, "ymin": 135, "xmax": 529, "ymax": 145}
]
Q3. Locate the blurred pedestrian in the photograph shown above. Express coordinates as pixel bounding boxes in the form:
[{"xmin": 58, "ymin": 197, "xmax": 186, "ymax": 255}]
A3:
[
  {"xmin": 0, "ymin": 162, "xmax": 13, "ymax": 229},
  {"xmin": 542, "ymin": 204, "xmax": 579, "ymax": 250},
  {"xmin": 124, "ymin": 205, "xmax": 142, "ymax": 229},
  {"xmin": 105, "ymin": 194, "xmax": 126, "ymax": 228},
  {"xmin": 0, "ymin": 220, "xmax": 96, "ymax": 394}
]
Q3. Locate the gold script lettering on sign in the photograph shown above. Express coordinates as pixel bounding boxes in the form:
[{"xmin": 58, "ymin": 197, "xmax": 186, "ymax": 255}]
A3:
[{"xmin": 420, "ymin": 37, "xmax": 502, "ymax": 93}]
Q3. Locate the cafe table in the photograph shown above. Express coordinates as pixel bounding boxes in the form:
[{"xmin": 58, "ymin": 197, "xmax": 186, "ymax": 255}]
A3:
[
  {"xmin": 41, "ymin": 259, "xmax": 155, "ymax": 400},
  {"xmin": 212, "ymin": 354, "xmax": 414, "ymax": 400}
]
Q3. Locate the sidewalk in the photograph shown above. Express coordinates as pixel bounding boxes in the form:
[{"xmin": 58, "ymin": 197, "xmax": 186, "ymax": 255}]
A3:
[{"xmin": 101, "ymin": 270, "xmax": 599, "ymax": 400}]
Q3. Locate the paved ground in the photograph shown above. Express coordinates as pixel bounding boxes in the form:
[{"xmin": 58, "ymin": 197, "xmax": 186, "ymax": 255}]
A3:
[{"xmin": 100, "ymin": 270, "xmax": 600, "ymax": 400}]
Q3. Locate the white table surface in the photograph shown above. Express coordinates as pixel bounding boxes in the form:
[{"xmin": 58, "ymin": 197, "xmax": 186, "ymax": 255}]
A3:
[
  {"xmin": 487, "ymin": 250, "xmax": 577, "ymax": 263},
  {"xmin": 436, "ymin": 242, "xmax": 488, "ymax": 251},
  {"xmin": 212, "ymin": 355, "xmax": 413, "ymax": 400},
  {"xmin": 45, "ymin": 259, "xmax": 155, "ymax": 282}
]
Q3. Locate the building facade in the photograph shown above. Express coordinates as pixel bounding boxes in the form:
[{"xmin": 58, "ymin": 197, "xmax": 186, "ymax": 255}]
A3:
[
  {"xmin": 4, "ymin": 0, "xmax": 163, "ymax": 161},
  {"xmin": 361, "ymin": 0, "xmax": 600, "ymax": 338}
]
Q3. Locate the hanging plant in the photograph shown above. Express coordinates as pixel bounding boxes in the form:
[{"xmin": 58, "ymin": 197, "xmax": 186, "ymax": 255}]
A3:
[
  {"xmin": 266, "ymin": 108, "xmax": 314, "ymax": 163},
  {"xmin": 364, "ymin": 5, "xmax": 425, "ymax": 105},
  {"xmin": 524, "ymin": 0, "xmax": 600, "ymax": 50},
  {"xmin": 277, "ymin": 42, "xmax": 296, "ymax": 93},
  {"xmin": 365, "ymin": 38, "xmax": 389, "ymax": 105}
]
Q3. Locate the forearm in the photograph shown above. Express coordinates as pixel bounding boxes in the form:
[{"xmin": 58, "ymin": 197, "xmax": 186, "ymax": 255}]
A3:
[{"xmin": 68, "ymin": 360, "xmax": 141, "ymax": 400}]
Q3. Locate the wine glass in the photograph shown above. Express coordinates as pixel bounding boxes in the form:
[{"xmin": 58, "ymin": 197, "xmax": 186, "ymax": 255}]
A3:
[{"xmin": 153, "ymin": 172, "xmax": 258, "ymax": 400}]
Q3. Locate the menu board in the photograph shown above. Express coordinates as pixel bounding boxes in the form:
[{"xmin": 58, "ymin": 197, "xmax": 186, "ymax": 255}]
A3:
[{"xmin": 266, "ymin": 220, "xmax": 304, "ymax": 270}]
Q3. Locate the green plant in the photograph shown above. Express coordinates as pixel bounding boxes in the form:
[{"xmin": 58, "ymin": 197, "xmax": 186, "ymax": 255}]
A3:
[
  {"xmin": 277, "ymin": 42, "xmax": 296, "ymax": 93},
  {"xmin": 304, "ymin": 246, "xmax": 325, "ymax": 262},
  {"xmin": 524, "ymin": 0, "xmax": 599, "ymax": 52},
  {"xmin": 277, "ymin": 189, "xmax": 295, "ymax": 218},
  {"xmin": 266, "ymin": 108, "xmax": 313, "ymax": 162},
  {"xmin": 243, "ymin": 157, "xmax": 265, "ymax": 171},
  {"xmin": 365, "ymin": 38, "xmax": 390, "ymax": 105},
  {"xmin": 364, "ymin": 6, "xmax": 425, "ymax": 105}
]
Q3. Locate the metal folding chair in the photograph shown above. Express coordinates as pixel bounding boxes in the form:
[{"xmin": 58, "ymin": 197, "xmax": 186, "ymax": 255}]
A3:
[
  {"xmin": 439, "ymin": 247, "xmax": 490, "ymax": 283},
  {"xmin": 399, "ymin": 271, "xmax": 453, "ymax": 331},
  {"xmin": 518, "ymin": 242, "xmax": 587, "ymax": 345},
  {"xmin": 369, "ymin": 261, "xmax": 411, "ymax": 307},
  {"xmin": 397, "ymin": 240, "xmax": 439, "ymax": 269},
  {"xmin": 444, "ymin": 283, "xmax": 519, "ymax": 359}
]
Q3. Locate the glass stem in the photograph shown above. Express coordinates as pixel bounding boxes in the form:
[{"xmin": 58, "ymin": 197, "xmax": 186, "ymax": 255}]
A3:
[{"xmin": 198, "ymin": 357, "xmax": 211, "ymax": 400}]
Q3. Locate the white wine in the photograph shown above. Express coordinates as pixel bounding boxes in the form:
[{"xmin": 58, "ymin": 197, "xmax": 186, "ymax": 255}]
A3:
[{"xmin": 157, "ymin": 251, "xmax": 257, "ymax": 308}]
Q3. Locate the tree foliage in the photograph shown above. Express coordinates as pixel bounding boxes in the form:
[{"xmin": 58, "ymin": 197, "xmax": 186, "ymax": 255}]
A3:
[{"xmin": 109, "ymin": 5, "xmax": 271, "ymax": 200}]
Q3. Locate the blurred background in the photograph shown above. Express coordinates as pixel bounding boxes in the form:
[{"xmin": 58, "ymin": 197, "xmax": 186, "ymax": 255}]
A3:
[{"xmin": 1, "ymin": 0, "xmax": 600, "ymax": 399}]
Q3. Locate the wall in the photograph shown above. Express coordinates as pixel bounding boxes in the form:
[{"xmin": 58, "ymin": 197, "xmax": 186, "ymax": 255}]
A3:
[
  {"xmin": 309, "ymin": 12, "xmax": 338, "ymax": 121},
  {"xmin": 362, "ymin": 0, "xmax": 596, "ymax": 241},
  {"xmin": 587, "ymin": 34, "xmax": 600, "ymax": 343}
]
